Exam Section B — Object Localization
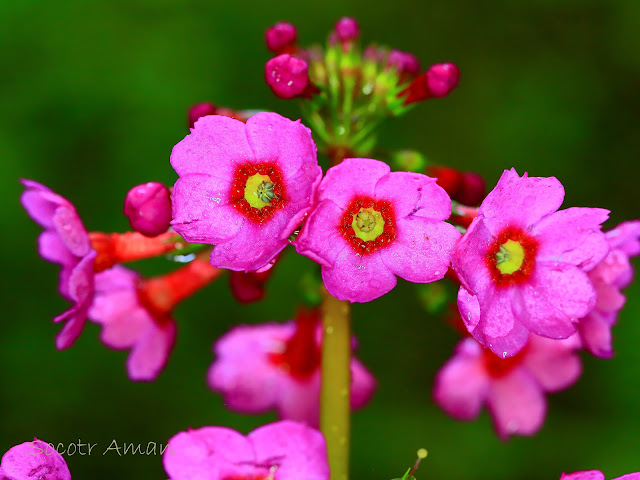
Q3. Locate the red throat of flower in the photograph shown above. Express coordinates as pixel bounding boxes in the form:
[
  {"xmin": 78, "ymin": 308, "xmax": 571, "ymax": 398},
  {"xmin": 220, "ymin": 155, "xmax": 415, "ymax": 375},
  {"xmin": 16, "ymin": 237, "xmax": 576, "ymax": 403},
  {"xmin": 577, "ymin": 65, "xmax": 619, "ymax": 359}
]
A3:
[
  {"xmin": 339, "ymin": 196, "xmax": 396, "ymax": 255},
  {"xmin": 486, "ymin": 226, "xmax": 538, "ymax": 287},
  {"xmin": 269, "ymin": 309, "xmax": 322, "ymax": 380},
  {"xmin": 230, "ymin": 162, "xmax": 286, "ymax": 224},
  {"xmin": 482, "ymin": 344, "xmax": 528, "ymax": 377}
]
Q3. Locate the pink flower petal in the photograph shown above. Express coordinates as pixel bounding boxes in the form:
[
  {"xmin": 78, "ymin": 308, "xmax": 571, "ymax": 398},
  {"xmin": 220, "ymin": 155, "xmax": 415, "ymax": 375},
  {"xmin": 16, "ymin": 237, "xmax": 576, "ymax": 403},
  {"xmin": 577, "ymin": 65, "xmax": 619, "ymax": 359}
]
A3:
[
  {"xmin": 523, "ymin": 335, "xmax": 582, "ymax": 392},
  {"xmin": 374, "ymin": 171, "xmax": 452, "ymax": 220},
  {"xmin": 52, "ymin": 204, "xmax": 90, "ymax": 257},
  {"xmin": 578, "ymin": 311, "xmax": 614, "ymax": 358},
  {"xmin": 245, "ymin": 112, "xmax": 317, "ymax": 179},
  {"xmin": 380, "ymin": 216, "xmax": 460, "ymax": 283},
  {"xmin": 318, "ymin": 158, "xmax": 390, "ymax": 209},
  {"xmin": 452, "ymin": 216, "xmax": 496, "ymax": 296},
  {"xmin": 486, "ymin": 368, "xmax": 546, "ymax": 440},
  {"xmin": 533, "ymin": 207, "xmax": 609, "ymax": 270},
  {"xmin": 277, "ymin": 375, "xmax": 321, "ymax": 425},
  {"xmin": 614, "ymin": 474, "xmax": 640, "ymax": 480},
  {"xmin": 127, "ymin": 321, "xmax": 176, "ymax": 382},
  {"xmin": 170, "ymin": 115, "xmax": 253, "ymax": 177},
  {"xmin": 606, "ymin": 220, "xmax": 640, "ymax": 256},
  {"xmin": 295, "ymin": 199, "xmax": 348, "ymax": 268},
  {"xmin": 20, "ymin": 179, "xmax": 63, "ymax": 229},
  {"xmin": 171, "ymin": 173, "xmax": 244, "ymax": 245},
  {"xmin": 248, "ymin": 421, "xmax": 329, "ymax": 480},
  {"xmin": 350, "ymin": 358, "xmax": 377, "ymax": 409},
  {"xmin": 321, "ymin": 249, "xmax": 397, "ymax": 303},
  {"xmin": 520, "ymin": 263, "xmax": 595, "ymax": 338},
  {"xmin": 163, "ymin": 426, "xmax": 253, "ymax": 480},
  {"xmin": 561, "ymin": 471, "xmax": 605, "ymax": 480},
  {"xmin": 594, "ymin": 282, "xmax": 626, "ymax": 313},
  {"xmin": 0, "ymin": 439, "xmax": 71, "ymax": 480},
  {"xmin": 480, "ymin": 168, "xmax": 565, "ymax": 235},
  {"xmin": 433, "ymin": 338, "xmax": 489, "ymax": 420}
]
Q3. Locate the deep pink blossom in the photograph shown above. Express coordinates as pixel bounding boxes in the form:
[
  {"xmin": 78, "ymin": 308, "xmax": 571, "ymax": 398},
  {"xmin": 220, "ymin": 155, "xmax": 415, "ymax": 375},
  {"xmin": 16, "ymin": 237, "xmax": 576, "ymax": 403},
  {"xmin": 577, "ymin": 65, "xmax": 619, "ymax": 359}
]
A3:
[
  {"xmin": 171, "ymin": 112, "xmax": 321, "ymax": 272},
  {"xmin": 266, "ymin": 22, "xmax": 297, "ymax": 54},
  {"xmin": 21, "ymin": 179, "xmax": 96, "ymax": 350},
  {"xmin": 453, "ymin": 169, "xmax": 610, "ymax": 357},
  {"xmin": 295, "ymin": 158, "xmax": 460, "ymax": 303},
  {"xmin": 0, "ymin": 439, "xmax": 71, "ymax": 480},
  {"xmin": 208, "ymin": 310, "xmax": 376, "ymax": 426},
  {"xmin": 561, "ymin": 471, "xmax": 640, "ymax": 480},
  {"xmin": 89, "ymin": 266, "xmax": 176, "ymax": 381},
  {"xmin": 163, "ymin": 420, "xmax": 329, "ymax": 480},
  {"xmin": 123, "ymin": 182, "xmax": 172, "ymax": 237},
  {"xmin": 334, "ymin": 17, "xmax": 359, "ymax": 43},
  {"xmin": 434, "ymin": 334, "xmax": 581, "ymax": 439},
  {"xmin": 265, "ymin": 54, "xmax": 310, "ymax": 99},
  {"xmin": 578, "ymin": 221, "xmax": 640, "ymax": 358}
]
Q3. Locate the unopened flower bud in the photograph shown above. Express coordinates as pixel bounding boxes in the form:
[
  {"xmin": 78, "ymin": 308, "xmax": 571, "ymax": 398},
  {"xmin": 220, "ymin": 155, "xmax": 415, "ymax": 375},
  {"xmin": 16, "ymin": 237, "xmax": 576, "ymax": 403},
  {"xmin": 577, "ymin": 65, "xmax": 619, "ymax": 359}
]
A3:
[
  {"xmin": 265, "ymin": 22, "xmax": 297, "ymax": 54},
  {"xmin": 426, "ymin": 62, "xmax": 460, "ymax": 97},
  {"xmin": 265, "ymin": 54, "xmax": 310, "ymax": 99},
  {"xmin": 426, "ymin": 166, "xmax": 463, "ymax": 198},
  {"xmin": 457, "ymin": 171, "xmax": 486, "ymax": 206},
  {"xmin": 388, "ymin": 50, "xmax": 421, "ymax": 77},
  {"xmin": 335, "ymin": 17, "xmax": 359, "ymax": 43},
  {"xmin": 124, "ymin": 182, "xmax": 172, "ymax": 237},
  {"xmin": 188, "ymin": 102, "xmax": 216, "ymax": 129}
]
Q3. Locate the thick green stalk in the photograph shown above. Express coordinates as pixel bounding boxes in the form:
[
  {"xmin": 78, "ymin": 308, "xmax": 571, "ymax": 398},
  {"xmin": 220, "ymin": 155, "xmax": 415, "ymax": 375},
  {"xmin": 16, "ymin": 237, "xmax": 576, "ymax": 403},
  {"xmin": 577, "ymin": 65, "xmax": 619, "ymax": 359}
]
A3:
[{"xmin": 320, "ymin": 289, "xmax": 351, "ymax": 480}]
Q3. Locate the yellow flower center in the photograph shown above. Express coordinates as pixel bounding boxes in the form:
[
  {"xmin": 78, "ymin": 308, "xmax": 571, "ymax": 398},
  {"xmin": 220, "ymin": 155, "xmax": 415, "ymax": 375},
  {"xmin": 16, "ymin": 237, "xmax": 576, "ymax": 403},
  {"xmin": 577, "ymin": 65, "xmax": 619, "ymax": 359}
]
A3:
[
  {"xmin": 351, "ymin": 208, "xmax": 385, "ymax": 241},
  {"xmin": 244, "ymin": 173, "xmax": 274, "ymax": 209},
  {"xmin": 495, "ymin": 239, "xmax": 525, "ymax": 274}
]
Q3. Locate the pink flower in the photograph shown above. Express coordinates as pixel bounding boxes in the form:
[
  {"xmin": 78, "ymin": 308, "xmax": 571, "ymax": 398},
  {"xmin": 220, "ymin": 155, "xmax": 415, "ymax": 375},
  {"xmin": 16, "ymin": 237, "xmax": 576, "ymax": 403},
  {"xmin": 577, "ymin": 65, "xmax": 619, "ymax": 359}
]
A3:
[
  {"xmin": 123, "ymin": 182, "xmax": 172, "ymax": 237},
  {"xmin": 171, "ymin": 113, "xmax": 322, "ymax": 272},
  {"xmin": 89, "ymin": 266, "xmax": 176, "ymax": 382},
  {"xmin": 578, "ymin": 220, "xmax": 640, "ymax": 358},
  {"xmin": 434, "ymin": 334, "xmax": 582, "ymax": 440},
  {"xmin": 265, "ymin": 54, "xmax": 311, "ymax": 99},
  {"xmin": 21, "ymin": 179, "xmax": 96, "ymax": 350},
  {"xmin": 561, "ymin": 471, "xmax": 640, "ymax": 480},
  {"xmin": 265, "ymin": 22, "xmax": 297, "ymax": 54},
  {"xmin": 163, "ymin": 420, "xmax": 329, "ymax": 480},
  {"xmin": 208, "ymin": 310, "xmax": 376, "ymax": 426},
  {"xmin": 0, "ymin": 439, "xmax": 71, "ymax": 480},
  {"xmin": 295, "ymin": 158, "xmax": 460, "ymax": 303},
  {"xmin": 453, "ymin": 168, "xmax": 610, "ymax": 357}
]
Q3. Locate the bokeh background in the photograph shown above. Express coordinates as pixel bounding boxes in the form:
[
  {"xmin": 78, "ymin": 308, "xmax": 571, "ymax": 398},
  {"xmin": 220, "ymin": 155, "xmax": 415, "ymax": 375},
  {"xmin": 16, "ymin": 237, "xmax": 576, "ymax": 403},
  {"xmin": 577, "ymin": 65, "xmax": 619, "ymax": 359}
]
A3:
[{"xmin": 2, "ymin": 0, "xmax": 640, "ymax": 478}]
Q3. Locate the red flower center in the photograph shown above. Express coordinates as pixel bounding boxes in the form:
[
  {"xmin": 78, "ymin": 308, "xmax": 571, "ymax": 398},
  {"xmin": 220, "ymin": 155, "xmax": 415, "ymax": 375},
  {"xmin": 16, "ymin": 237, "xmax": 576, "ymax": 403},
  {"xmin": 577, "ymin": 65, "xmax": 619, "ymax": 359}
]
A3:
[
  {"xmin": 269, "ymin": 309, "xmax": 321, "ymax": 380},
  {"xmin": 482, "ymin": 344, "xmax": 528, "ymax": 377},
  {"xmin": 230, "ymin": 162, "xmax": 286, "ymax": 224},
  {"xmin": 486, "ymin": 226, "xmax": 538, "ymax": 287},
  {"xmin": 339, "ymin": 196, "xmax": 397, "ymax": 255}
]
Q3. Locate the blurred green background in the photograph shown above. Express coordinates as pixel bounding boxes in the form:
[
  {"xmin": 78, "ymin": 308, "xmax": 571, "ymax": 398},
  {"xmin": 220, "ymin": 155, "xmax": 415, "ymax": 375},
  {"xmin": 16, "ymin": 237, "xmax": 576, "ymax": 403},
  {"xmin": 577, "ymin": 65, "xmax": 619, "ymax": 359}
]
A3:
[{"xmin": 2, "ymin": 0, "xmax": 640, "ymax": 478}]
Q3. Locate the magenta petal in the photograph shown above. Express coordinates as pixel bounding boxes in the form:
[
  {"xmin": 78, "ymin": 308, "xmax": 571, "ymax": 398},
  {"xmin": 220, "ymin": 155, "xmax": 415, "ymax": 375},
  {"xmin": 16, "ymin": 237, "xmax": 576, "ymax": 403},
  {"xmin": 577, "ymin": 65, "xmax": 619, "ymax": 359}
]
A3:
[
  {"xmin": 277, "ymin": 376, "xmax": 321, "ymax": 426},
  {"xmin": 486, "ymin": 369, "xmax": 546, "ymax": 440},
  {"xmin": 209, "ymin": 212, "xmax": 290, "ymax": 272},
  {"xmin": 0, "ymin": 439, "xmax": 71, "ymax": 480},
  {"xmin": 433, "ymin": 338, "xmax": 489, "ymax": 420},
  {"xmin": 295, "ymin": 200, "xmax": 347, "ymax": 268},
  {"xmin": 452, "ymin": 216, "xmax": 496, "ymax": 296},
  {"xmin": 578, "ymin": 311, "xmax": 614, "ymax": 358},
  {"xmin": 163, "ymin": 426, "xmax": 253, "ymax": 480},
  {"xmin": 170, "ymin": 115, "xmax": 254, "ymax": 177},
  {"xmin": 127, "ymin": 321, "xmax": 176, "ymax": 382},
  {"xmin": 350, "ymin": 358, "xmax": 377, "ymax": 409},
  {"xmin": 457, "ymin": 286, "xmax": 481, "ymax": 332},
  {"xmin": 20, "ymin": 180, "xmax": 62, "ymax": 229},
  {"xmin": 480, "ymin": 169, "xmax": 565, "ymax": 234},
  {"xmin": 561, "ymin": 472, "xmax": 606, "ymax": 480},
  {"xmin": 606, "ymin": 220, "xmax": 640, "ymax": 256},
  {"xmin": 520, "ymin": 263, "xmax": 594, "ymax": 338},
  {"xmin": 38, "ymin": 230, "xmax": 75, "ymax": 267},
  {"xmin": 318, "ymin": 158, "xmax": 390, "ymax": 209},
  {"xmin": 249, "ymin": 421, "xmax": 329, "ymax": 480},
  {"xmin": 533, "ymin": 207, "xmax": 609, "ymax": 270},
  {"xmin": 52, "ymin": 204, "xmax": 90, "ymax": 257},
  {"xmin": 374, "ymin": 171, "xmax": 452, "ymax": 220},
  {"xmin": 171, "ymin": 173, "xmax": 244, "ymax": 245},
  {"xmin": 321, "ymin": 249, "xmax": 397, "ymax": 303},
  {"xmin": 614, "ymin": 474, "xmax": 640, "ymax": 480},
  {"xmin": 523, "ymin": 335, "xmax": 582, "ymax": 392},
  {"xmin": 245, "ymin": 112, "xmax": 317, "ymax": 177},
  {"xmin": 381, "ymin": 216, "xmax": 460, "ymax": 283}
]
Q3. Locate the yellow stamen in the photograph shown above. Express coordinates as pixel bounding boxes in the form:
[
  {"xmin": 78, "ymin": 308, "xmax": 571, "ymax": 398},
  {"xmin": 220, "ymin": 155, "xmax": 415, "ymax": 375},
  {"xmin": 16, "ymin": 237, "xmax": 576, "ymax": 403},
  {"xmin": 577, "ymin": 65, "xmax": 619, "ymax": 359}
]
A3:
[{"xmin": 496, "ymin": 239, "xmax": 525, "ymax": 274}]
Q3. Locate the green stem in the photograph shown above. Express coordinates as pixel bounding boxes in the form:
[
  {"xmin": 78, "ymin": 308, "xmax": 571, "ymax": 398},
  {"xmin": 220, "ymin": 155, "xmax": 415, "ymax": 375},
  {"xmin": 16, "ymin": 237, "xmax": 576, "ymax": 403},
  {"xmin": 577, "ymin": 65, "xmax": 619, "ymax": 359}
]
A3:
[{"xmin": 320, "ymin": 288, "xmax": 351, "ymax": 480}]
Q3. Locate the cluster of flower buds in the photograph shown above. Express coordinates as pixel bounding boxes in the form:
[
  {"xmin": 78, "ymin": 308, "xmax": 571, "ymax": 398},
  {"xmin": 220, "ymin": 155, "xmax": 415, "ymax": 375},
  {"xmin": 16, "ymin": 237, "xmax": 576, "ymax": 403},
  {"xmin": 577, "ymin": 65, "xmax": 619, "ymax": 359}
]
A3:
[{"xmin": 263, "ymin": 18, "xmax": 460, "ymax": 157}]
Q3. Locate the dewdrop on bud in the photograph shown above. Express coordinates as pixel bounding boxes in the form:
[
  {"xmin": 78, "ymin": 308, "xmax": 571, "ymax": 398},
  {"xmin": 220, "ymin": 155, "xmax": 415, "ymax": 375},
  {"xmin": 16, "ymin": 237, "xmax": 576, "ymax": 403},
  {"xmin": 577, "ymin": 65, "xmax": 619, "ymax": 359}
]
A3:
[
  {"xmin": 124, "ymin": 182, "xmax": 172, "ymax": 237},
  {"xmin": 265, "ymin": 54, "xmax": 310, "ymax": 99}
]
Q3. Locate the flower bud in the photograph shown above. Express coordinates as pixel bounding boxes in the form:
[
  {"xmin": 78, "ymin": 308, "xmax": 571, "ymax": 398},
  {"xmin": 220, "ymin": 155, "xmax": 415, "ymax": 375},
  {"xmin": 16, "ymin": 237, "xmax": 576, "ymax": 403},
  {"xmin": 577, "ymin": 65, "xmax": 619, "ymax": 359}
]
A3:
[
  {"xmin": 188, "ymin": 102, "xmax": 216, "ymax": 129},
  {"xmin": 335, "ymin": 17, "xmax": 359, "ymax": 43},
  {"xmin": 124, "ymin": 182, "xmax": 172, "ymax": 237},
  {"xmin": 265, "ymin": 54, "xmax": 310, "ymax": 99},
  {"xmin": 388, "ymin": 50, "xmax": 421, "ymax": 77},
  {"xmin": 457, "ymin": 171, "xmax": 486, "ymax": 206},
  {"xmin": 265, "ymin": 22, "xmax": 297, "ymax": 54},
  {"xmin": 425, "ymin": 62, "xmax": 460, "ymax": 97},
  {"xmin": 426, "ymin": 166, "xmax": 463, "ymax": 198}
]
